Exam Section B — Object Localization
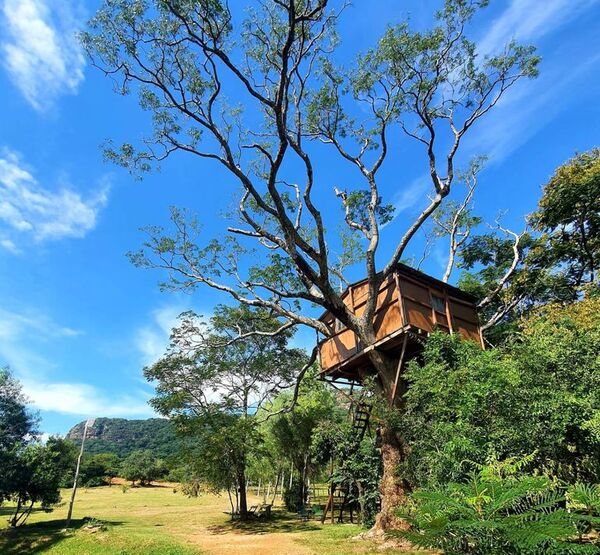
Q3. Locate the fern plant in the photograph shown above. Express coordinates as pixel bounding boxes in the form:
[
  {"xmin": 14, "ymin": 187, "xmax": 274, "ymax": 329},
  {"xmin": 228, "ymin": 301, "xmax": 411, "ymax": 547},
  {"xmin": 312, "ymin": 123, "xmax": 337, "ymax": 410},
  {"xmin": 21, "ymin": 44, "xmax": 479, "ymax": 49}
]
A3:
[
  {"xmin": 397, "ymin": 458, "xmax": 598, "ymax": 554},
  {"xmin": 567, "ymin": 483, "xmax": 600, "ymax": 542}
]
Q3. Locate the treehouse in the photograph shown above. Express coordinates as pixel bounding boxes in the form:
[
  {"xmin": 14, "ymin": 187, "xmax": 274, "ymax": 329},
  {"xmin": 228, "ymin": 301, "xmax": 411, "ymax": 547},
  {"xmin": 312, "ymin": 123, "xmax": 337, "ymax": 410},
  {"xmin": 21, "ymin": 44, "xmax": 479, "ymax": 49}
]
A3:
[{"xmin": 317, "ymin": 263, "xmax": 483, "ymax": 385}]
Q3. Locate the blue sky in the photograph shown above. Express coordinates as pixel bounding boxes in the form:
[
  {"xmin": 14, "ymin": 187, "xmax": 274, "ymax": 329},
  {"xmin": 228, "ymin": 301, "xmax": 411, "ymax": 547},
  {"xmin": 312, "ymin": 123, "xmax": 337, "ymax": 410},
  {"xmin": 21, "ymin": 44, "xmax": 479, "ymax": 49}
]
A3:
[{"xmin": 0, "ymin": 0, "xmax": 599, "ymax": 436}]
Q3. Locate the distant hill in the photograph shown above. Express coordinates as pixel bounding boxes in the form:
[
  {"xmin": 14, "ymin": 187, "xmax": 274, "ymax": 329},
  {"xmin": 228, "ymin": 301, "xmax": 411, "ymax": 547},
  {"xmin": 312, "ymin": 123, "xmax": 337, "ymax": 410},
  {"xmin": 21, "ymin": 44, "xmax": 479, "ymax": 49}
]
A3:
[{"xmin": 66, "ymin": 417, "xmax": 180, "ymax": 459}]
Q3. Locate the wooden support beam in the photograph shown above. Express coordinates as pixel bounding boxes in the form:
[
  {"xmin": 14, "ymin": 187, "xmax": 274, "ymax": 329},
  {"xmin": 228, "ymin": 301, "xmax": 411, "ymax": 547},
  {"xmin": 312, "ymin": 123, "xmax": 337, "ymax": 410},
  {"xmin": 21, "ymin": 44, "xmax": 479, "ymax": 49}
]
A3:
[{"xmin": 390, "ymin": 334, "xmax": 408, "ymax": 406}]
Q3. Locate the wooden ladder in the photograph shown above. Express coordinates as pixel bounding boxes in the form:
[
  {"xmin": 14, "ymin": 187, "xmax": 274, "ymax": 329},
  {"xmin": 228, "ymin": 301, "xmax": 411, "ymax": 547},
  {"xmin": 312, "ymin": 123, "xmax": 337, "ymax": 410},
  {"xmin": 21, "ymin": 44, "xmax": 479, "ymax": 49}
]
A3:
[{"xmin": 351, "ymin": 401, "xmax": 371, "ymax": 443}]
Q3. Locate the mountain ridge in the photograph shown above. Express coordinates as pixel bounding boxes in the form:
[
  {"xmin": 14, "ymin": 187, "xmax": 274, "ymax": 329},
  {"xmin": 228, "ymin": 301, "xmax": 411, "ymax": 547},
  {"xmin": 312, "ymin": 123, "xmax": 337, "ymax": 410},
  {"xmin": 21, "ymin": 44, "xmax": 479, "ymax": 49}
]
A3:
[{"xmin": 66, "ymin": 417, "xmax": 180, "ymax": 459}]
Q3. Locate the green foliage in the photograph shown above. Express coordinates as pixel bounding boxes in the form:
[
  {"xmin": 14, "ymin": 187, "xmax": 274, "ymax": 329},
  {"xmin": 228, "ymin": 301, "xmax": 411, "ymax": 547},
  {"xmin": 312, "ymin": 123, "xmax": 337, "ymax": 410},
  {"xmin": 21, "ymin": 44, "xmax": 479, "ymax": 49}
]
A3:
[
  {"xmin": 282, "ymin": 480, "xmax": 305, "ymax": 512},
  {"xmin": 260, "ymin": 370, "xmax": 341, "ymax": 509},
  {"xmin": 400, "ymin": 333, "xmax": 529, "ymax": 486},
  {"xmin": 0, "ymin": 367, "xmax": 38, "ymax": 452},
  {"xmin": 120, "ymin": 450, "xmax": 167, "ymax": 486},
  {"xmin": 531, "ymin": 148, "xmax": 600, "ymax": 289},
  {"xmin": 0, "ymin": 368, "xmax": 41, "ymax": 506},
  {"xmin": 145, "ymin": 304, "xmax": 306, "ymax": 516},
  {"xmin": 401, "ymin": 296, "xmax": 600, "ymax": 487},
  {"xmin": 179, "ymin": 411, "xmax": 261, "ymax": 497},
  {"xmin": 3, "ymin": 437, "xmax": 76, "ymax": 527},
  {"xmin": 399, "ymin": 458, "xmax": 597, "ymax": 554},
  {"xmin": 312, "ymin": 420, "xmax": 382, "ymax": 527},
  {"xmin": 0, "ymin": 371, "xmax": 73, "ymax": 527},
  {"xmin": 66, "ymin": 417, "xmax": 179, "ymax": 459},
  {"xmin": 80, "ymin": 453, "xmax": 121, "ymax": 487}
]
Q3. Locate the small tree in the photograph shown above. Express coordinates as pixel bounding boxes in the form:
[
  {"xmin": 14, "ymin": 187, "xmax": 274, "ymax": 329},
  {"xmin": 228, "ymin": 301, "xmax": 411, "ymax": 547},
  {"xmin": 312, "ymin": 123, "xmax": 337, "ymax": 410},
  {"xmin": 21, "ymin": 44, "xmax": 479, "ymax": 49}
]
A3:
[
  {"xmin": 4, "ymin": 437, "xmax": 75, "ymax": 527},
  {"xmin": 531, "ymin": 148, "xmax": 600, "ymax": 289},
  {"xmin": 81, "ymin": 453, "xmax": 121, "ymax": 486},
  {"xmin": 146, "ymin": 304, "xmax": 306, "ymax": 518},
  {"xmin": 262, "ymin": 370, "xmax": 340, "ymax": 510},
  {"xmin": 120, "ymin": 450, "xmax": 167, "ymax": 486}
]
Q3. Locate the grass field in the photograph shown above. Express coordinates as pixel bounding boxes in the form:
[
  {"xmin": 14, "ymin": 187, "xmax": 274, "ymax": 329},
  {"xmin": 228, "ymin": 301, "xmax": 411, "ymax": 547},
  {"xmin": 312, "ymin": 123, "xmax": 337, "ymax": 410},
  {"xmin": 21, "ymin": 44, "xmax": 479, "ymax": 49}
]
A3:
[{"xmin": 0, "ymin": 483, "xmax": 414, "ymax": 555}]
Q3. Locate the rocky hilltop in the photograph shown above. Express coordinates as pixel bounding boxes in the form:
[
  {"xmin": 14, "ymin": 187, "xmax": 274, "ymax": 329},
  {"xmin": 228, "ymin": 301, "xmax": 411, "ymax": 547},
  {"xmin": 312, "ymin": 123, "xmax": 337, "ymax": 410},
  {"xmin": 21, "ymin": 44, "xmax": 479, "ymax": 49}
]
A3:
[{"xmin": 66, "ymin": 417, "xmax": 179, "ymax": 459}]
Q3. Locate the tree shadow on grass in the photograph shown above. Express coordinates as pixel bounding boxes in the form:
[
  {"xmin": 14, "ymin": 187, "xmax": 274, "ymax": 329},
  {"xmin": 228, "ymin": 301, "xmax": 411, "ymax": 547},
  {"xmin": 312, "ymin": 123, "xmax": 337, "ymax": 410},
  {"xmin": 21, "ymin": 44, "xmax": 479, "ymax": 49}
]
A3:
[
  {"xmin": 207, "ymin": 510, "xmax": 323, "ymax": 536},
  {"xmin": 0, "ymin": 506, "xmax": 48, "ymax": 517},
  {"xmin": 0, "ymin": 518, "xmax": 125, "ymax": 555}
]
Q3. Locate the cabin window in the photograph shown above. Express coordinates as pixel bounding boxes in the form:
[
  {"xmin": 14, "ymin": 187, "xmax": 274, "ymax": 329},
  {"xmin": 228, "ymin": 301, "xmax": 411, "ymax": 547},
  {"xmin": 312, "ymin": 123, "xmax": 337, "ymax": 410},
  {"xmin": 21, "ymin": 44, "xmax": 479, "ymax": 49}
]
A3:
[{"xmin": 431, "ymin": 294, "xmax": 446, "ymax": 313}]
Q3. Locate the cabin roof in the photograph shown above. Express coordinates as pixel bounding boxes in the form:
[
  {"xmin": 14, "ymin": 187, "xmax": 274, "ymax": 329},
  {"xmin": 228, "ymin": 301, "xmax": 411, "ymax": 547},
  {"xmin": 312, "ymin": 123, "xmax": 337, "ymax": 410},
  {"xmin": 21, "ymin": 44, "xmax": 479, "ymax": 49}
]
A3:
[{"xmin": 319, "ymin": 263, "xmax": 477, "ymax": 322}]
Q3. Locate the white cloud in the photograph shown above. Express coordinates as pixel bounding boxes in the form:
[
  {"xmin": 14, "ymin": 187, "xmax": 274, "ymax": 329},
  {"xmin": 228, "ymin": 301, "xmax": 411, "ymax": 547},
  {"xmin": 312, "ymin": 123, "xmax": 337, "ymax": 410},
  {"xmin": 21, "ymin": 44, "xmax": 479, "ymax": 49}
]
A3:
[
  {"xmin": 477, "ymin": 0, "xmax": 597, "ymax": 58},
  {"xmin": 1, "ymin": 0, "xmax": 86, "ymax": 112},
  {"xmin": 0, "ymin": 149, "xmax": 109, "ymax": 248},
  {"xmin": 0, "ymin": 238, "xmax": 20, "ymax": 254},
  {"xmin": 0, "ymin": 306, "xmax": 81, "ymax": 342},
  {"xmin": 467, "ymin": 0, "xmax": 600, "ymax": 162},
  {"xmin": 467, "ymin": 52, "xmax": 600, "ymax": 162},
  {"xmin": 0, "ymin": 305, "xmax": 154, "ymax": 419},
  {"xmin": 0, "ymin": 305, "xmax": 81, "ymax": 384},
  {"xmin": 22, "ymin": 380, "xmax": 155, "ymax": 418},
  {"xmin": 135, "ymin": 305, "xmax": 190, "ymax": 367},
  {"xmin": 386, "ymin": 175, "xmax": 431, "ymax": 226}
]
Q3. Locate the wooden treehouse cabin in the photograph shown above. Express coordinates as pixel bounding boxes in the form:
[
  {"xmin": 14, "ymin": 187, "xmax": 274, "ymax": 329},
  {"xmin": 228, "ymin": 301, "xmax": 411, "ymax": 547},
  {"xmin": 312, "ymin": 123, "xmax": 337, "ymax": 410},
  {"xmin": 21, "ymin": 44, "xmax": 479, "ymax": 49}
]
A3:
[{"xmin": 317, "ymin": 263, "xmax": 484, "ymax": 386}]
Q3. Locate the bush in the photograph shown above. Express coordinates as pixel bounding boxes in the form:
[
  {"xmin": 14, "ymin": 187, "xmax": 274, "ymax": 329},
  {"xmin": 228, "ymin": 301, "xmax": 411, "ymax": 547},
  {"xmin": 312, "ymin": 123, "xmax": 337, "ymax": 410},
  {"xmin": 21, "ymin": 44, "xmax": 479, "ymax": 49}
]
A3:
[
  {"xmin": 400, "ymin": 298, "xmax": 600, "ymax": 488},
  {"xmin": 283, "ymin": 480, "xmax": 304, "ymax": 512},
  {"xmin": 84, "ymin": 476, "xmax": 107, "ymax": 487},
  {"xmin": 80, "ymin": 453, "xmax": 120, "ymax": 487}
]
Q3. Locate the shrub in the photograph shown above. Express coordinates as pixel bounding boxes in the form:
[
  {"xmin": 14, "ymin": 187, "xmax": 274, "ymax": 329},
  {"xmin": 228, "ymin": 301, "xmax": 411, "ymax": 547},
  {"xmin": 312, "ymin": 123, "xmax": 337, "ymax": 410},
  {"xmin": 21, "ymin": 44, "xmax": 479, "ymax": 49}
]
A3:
[
  {"xmin": 398, "ymin": 458, "xmax": 599, "ymax": 554},
  {"xmin": 283, "ymin": 480, "xmax": 305, "ymax": 512}
]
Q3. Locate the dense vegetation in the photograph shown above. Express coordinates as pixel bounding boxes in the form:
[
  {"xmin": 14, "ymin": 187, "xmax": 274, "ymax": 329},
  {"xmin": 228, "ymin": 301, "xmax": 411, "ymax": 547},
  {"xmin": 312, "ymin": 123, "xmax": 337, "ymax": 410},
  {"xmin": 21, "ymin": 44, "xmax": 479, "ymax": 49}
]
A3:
[{"xmin": 67, "ymin": 417, "xmax": 179, "ymax": 459}]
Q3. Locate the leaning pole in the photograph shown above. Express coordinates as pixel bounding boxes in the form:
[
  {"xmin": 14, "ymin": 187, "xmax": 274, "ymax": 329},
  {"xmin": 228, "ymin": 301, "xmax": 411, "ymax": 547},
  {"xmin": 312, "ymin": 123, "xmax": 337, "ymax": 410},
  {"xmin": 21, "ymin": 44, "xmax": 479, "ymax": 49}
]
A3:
[{"xmin": 66, "ymin": 418, "xmax": 95, "ymax": 528}]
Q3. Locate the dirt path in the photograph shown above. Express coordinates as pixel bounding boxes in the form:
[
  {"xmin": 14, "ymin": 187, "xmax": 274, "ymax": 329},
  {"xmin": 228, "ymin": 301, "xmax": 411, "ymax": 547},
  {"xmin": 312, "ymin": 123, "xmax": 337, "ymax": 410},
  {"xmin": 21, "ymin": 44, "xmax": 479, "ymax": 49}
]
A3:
[
  {"xmin": 173, "ymin": 492, "xmax": 325, "ymax": 555},
  {"xmin": 187, "ymin": 528, "xmax": 315, "ymax": 555}
]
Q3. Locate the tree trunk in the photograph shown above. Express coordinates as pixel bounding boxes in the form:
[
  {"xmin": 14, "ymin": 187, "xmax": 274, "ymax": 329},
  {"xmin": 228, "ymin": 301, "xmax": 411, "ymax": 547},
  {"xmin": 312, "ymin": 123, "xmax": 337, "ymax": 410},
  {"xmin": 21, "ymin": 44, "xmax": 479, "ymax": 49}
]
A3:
[
  {"xmin": 369, "ymin": 426, "xmax": 409, "ymax": 535},
  {"xmin": 237, "ymin": 468, "xmax": 249, "ymax": 519},
  {"xmin": 271, "ymin": 468, "xmax": 282, "ymax": 504},
  {"xmin": 10, "ymin": 496, "xmax": 22, "ymax": 528},
  {"xmin": 362, "ymin": 349, "xmax": 411, "ymax": 537}
]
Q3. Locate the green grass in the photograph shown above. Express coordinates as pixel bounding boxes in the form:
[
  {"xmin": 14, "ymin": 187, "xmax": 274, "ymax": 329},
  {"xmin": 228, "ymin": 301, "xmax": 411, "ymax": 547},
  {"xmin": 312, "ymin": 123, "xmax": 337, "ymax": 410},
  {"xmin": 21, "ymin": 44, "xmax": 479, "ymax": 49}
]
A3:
[{"xmin": 0, "ymin": 484, "xmax": 416, "ymax": 554}]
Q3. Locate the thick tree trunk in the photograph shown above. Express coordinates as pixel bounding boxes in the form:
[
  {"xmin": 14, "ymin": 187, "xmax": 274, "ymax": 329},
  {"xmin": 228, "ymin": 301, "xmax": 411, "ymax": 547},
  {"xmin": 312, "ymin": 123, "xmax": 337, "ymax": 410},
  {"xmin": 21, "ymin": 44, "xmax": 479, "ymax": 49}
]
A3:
[
  {"xmin": 369, "ymin": 426, "xmax": 409, "ymax": 535},
  {"xmin": 362, "ymin": 349, "xmax": 411, "ymax": 537}
]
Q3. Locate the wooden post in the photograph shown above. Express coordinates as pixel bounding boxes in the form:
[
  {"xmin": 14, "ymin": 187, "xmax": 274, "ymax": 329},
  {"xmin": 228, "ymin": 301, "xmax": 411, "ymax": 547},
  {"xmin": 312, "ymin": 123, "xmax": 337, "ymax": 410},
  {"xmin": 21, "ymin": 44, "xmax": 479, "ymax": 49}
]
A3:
[
  {"xmin": 390, "ymin": 335, "xmax": 408, "ymax": 406},
  {"xmin": 66, "ymin": 418, "xmax": 95, "ymax": 528},
  {"xmin": 394, "ymin": 272, "xmax": 407, "ymax": 327},
  {"xmin": 271, "ymin": 468, "xmax": 282, "ymax": 504},
  {"xmin": 331, "ymin": 458, "xmax": 335, "ymax": 525}
]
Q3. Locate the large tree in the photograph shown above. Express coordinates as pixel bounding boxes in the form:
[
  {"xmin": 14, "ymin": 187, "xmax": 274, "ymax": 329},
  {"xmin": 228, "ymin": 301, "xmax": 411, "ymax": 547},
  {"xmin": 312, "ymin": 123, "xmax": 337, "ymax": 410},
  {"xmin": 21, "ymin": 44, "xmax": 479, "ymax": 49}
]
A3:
[
  {"xmin": 145, "ymin": 304, "xmax": 306, "ymax": 518},
  {"xmin": 84, "ymin": 0, "xmax": 539, "ymax": 530}
]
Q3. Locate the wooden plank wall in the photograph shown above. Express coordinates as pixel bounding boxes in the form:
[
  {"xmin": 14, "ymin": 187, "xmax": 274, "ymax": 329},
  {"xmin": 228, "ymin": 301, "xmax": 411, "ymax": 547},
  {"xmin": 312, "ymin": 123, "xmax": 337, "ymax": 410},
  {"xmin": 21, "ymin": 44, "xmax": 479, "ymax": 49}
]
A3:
[{"xmin": 318, "ymin": 271, "xmax": 483, "ymax": 371}]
